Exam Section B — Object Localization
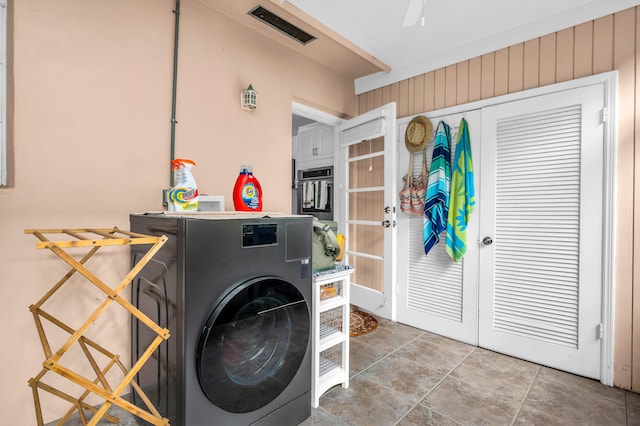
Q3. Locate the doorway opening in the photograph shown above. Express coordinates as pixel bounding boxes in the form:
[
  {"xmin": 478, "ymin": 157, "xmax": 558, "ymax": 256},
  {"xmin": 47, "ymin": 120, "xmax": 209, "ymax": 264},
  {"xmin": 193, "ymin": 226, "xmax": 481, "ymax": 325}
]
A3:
[{"xmin": 290, "ymin": 103, "xmax": 342, "ymax": 218}]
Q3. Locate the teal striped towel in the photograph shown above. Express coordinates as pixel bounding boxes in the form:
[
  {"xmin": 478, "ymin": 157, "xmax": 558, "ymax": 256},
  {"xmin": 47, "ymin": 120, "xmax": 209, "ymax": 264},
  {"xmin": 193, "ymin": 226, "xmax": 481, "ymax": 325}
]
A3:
[
  {"xmin": 423, "ymin": 120, "xmax": 451, "ymax": 255},
  {"xmin": 446, "ymin": 118, "xmax": 475, "ymax": 262}
]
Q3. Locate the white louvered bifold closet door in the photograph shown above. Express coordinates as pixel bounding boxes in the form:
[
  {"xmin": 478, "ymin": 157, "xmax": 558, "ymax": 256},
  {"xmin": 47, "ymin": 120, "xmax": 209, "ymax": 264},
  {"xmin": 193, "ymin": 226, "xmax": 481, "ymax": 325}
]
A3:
[
  {"xmin": 478, "ymin": 84, "xmax": 605, "ymax": 379},
  {"xmin": 407, "ymin": 217, "xmax": 462, "ymax": 321},
  {"xmin": 396, "ymin": 111, "xmax": 480, "ymax": 345},
  {"xmin": 494, "ymin": 105, "xmax": 582, "ymax": 346}
]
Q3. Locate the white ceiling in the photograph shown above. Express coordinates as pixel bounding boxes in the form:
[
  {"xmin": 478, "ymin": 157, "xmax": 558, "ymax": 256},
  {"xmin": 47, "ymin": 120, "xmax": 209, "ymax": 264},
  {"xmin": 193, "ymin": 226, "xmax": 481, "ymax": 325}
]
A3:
[{"xmin": 286, "ymin": 0, "xmax": 640, "ymax": 94}]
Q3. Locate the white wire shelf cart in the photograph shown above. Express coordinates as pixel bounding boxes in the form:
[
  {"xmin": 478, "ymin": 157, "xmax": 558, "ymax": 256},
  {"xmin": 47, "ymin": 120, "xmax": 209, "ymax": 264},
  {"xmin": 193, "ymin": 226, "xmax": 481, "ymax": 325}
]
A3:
[{"xmin": 311, "ymin": 265, "xmax": 354, "ymax": 408}]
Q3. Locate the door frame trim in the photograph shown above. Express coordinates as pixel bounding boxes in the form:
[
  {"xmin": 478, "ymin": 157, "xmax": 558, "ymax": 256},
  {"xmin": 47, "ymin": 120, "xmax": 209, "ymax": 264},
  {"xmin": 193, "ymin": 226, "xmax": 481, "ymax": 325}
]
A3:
[
  {"xmin": 292, "ymin": 102, "xmax": 344, "ymax": 127},
  {"xmin": 396, "ymin": 71, "xmax": 616, "ymax": 386}
]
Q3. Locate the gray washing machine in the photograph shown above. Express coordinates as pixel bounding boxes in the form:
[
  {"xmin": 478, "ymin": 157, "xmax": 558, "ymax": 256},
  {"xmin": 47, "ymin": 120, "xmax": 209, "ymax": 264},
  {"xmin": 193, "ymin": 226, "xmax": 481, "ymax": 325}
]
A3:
[{"xmin": 129, "ymin": 213, "xmax": 312, "ymax": 425}]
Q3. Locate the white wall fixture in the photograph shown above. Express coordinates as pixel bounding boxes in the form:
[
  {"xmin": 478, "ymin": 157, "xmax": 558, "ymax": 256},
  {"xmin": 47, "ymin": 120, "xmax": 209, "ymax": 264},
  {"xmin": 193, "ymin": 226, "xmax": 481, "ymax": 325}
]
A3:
[{"xmin": 240, "ymin": 84, "xmax": 257, "ymax": 110}]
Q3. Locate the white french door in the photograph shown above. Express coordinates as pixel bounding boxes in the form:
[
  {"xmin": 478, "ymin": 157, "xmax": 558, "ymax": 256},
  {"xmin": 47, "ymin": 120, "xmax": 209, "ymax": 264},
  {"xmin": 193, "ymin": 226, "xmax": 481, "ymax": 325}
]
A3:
[
  {"xmin": 478, "ymin": 84, "xmax": 605, "ymax": 379},
  {"xmin": 335, "ymin": 102, "xmax": 397, "ymax": 320},
  {"xmin": 397, "ymin": 81, "xmax": 609, "ymax": 380}
]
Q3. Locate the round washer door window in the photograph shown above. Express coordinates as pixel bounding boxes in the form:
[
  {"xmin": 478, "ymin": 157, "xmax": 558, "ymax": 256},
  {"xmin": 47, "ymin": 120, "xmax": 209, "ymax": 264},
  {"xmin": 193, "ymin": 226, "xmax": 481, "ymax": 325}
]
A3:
[{"xmin": 196, "ymin": 276, "xmax": 310, "ymax": 413}]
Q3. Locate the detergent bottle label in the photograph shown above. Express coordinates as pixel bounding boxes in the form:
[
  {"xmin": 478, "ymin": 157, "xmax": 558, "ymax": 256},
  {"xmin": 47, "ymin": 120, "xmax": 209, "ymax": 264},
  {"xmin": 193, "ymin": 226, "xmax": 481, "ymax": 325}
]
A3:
[
  {"xmin": 170, "ymin": 186, "xmax": 199, "ymax": 211},
  {"xmin": 241, "ymin": 182, "xmax": 260, "ymax": 209}
]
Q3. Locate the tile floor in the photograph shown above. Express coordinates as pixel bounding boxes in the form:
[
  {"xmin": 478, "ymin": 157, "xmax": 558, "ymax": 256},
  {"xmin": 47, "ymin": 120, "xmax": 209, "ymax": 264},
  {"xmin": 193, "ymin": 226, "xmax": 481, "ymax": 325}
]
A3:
[
  {"xmin": 47, "ymin": 317, "xmax": 640, "ymax": 425},
  {"xmin": 303, "ymin": 317, "xmax": 640, "ymax": 426}
]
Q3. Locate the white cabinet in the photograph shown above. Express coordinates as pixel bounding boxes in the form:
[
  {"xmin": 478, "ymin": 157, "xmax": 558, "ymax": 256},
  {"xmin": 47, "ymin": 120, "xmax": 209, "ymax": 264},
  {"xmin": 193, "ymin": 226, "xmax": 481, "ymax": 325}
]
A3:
[
  {"xmin": 311, "ymin": 265, "xmax": 353, "ymax": 408},
  {"xmin": 296, "ymin": 123, "xmax": 334, "ymax": 162}
]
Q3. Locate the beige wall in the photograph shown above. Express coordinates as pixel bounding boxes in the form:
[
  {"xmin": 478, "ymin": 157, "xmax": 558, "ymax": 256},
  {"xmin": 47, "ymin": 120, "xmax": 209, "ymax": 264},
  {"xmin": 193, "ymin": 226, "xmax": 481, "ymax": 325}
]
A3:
[
  {"xmin": 0, "ymin": 0, "xmax": 356, "ymax": 423},
  {"xmin": 357, "ymin": 7, "xmax": 640, "ymax": 392}
]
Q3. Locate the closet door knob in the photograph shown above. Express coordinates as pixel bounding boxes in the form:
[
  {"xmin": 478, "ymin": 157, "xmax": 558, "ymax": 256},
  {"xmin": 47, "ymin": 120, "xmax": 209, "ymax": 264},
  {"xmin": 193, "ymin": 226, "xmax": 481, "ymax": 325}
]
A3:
[{"xmin": 482, "ymin": 236, "xmax": 493, "ymax": 245}]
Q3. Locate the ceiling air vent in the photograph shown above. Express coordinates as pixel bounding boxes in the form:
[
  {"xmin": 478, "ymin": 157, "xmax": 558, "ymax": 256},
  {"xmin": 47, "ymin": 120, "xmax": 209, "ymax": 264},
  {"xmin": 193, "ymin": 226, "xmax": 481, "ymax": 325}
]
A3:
[{"xmin": 248, "ymin": 5, "xmax": 316, "ymax": 45}]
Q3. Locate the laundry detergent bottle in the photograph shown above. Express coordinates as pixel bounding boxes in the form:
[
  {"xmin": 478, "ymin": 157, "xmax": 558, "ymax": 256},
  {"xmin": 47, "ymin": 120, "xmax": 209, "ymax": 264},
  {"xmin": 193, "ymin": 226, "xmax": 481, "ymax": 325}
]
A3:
[
  {"xmin": 169, "ymin": 158, "xmax": 199, "ymax": 212},
  {"xmin": 233, "ymin": 165, "xmax": 262, "ymax": 211}
]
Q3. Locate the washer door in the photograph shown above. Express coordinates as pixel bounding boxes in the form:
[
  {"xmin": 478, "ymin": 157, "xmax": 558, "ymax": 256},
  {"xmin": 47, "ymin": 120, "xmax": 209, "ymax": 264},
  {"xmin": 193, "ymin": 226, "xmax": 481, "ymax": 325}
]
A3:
[{"xmin": 196, "ymin": 276, "xmax": 310, "ymax": 413}]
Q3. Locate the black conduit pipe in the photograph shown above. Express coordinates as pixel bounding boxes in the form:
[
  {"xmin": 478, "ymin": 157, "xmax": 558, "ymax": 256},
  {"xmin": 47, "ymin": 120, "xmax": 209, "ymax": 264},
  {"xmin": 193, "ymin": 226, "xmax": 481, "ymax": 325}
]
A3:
[{"xmin": 170, "ymin": 0, "xmax": 180, "ymax": 188}]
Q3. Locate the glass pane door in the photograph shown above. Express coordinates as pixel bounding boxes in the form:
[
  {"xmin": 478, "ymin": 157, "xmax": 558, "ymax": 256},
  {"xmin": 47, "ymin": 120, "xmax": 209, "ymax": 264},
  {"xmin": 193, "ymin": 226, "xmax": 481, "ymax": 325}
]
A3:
[
  {"xmin": 336, "ymin": 102, "xmax": 397, "ymax": 319},
  {"xmin": 348, "ymin": 137, "xmax": 385, "ymax": 293}
]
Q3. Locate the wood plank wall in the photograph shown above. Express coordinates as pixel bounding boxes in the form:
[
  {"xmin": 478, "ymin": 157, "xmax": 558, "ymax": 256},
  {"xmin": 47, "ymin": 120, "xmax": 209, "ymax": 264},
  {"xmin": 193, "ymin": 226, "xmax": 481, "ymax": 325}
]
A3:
[{"xmin": 357, "ymin": 7, "xmax": 639, "ymax": 392}]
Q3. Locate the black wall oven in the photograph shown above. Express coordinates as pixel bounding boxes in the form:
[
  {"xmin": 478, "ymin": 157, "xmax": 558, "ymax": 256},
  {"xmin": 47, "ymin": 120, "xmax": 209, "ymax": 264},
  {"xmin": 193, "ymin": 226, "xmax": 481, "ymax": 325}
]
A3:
[{"xmin": 297, "ymin": 166, "xmax": 333, "ymax": 221}]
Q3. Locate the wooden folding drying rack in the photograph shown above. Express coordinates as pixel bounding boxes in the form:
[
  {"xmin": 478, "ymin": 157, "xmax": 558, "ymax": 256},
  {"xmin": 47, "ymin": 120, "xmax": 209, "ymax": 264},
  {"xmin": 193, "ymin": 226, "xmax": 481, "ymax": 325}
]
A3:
[{"xmin": 25, "ymin": 227, "xmax": 170, "ymax": 426}]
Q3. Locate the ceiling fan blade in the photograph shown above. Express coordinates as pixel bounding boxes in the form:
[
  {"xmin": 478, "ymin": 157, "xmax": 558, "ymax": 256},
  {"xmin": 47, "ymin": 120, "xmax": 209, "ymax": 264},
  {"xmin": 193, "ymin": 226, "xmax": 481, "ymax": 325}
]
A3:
[{"xmin": 402, "ymin": 0, "xmax": 423, "ymax": 28}]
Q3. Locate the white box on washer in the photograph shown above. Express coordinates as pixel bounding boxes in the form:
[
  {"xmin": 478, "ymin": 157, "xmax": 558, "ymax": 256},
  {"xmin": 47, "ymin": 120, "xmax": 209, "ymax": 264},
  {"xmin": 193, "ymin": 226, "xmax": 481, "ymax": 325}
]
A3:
[{"xmin": 198, "ymin": 195, "xmax": 225, "ymax": 212}]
